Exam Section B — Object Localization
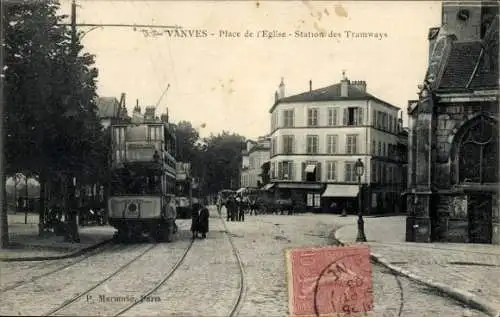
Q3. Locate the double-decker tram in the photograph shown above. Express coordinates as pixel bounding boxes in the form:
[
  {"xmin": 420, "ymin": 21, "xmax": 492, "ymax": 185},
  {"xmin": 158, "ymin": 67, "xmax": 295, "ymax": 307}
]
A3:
[{"xmin": 107, "ymin": 118, "xmax": 177, "ymax": 242}]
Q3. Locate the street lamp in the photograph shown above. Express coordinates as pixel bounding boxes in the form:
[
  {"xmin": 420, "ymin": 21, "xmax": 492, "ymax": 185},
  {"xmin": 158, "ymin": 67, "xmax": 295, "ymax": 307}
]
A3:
[{"xmin": 354, "ymin": 158, "xmax": 367, "ymax": 242}]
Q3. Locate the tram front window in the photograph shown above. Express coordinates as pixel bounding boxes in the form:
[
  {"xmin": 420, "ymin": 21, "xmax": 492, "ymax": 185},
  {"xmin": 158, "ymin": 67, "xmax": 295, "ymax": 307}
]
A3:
[{"xmin": 111, "ymin": 170, "xmax": 162, "ymax": 195}]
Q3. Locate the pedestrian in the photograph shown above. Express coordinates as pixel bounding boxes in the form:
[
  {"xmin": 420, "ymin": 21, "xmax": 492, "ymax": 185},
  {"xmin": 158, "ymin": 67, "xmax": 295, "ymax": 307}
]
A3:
[
  {"xmin": 191, "ymin": 203, "xmax": 201, "ymax": 239},
  {"xmin": 198, "ymin": 204, "xmax": 209, "ymax": 238},
  {"xmin": 191, "ymin": 203, "xmax": 209, "ymax": 239},
  {"xmin": 237, "ymin": 197, "xmax": 245, "ymax": 222},
  {"xmin": 160, "ymin": 195, "xmax": 177, "ymax": 242},
  {"xmin": 168, "ymin": 196, "xmax": 178, "ymax": 234},
  {"xmin": 216, "ymin": 195, "xmax": 222, "ymax": 216},
  {"xmin": 226, "ymin": 196, "xmax": 235, "ymax": 221}
]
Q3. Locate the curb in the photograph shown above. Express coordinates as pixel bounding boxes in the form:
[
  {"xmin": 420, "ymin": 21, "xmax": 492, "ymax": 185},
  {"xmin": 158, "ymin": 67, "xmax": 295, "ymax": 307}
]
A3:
[
  {"xmin": 0, "ymin": 238, "xmax": 113, "ymax": 262},
  {"xmin": 370, "ymin": 252, "xmax": 500, "ymax": 317},
  {"xmin": 332, "ymin": 229, "xmax": 500, "ymax": 317}
]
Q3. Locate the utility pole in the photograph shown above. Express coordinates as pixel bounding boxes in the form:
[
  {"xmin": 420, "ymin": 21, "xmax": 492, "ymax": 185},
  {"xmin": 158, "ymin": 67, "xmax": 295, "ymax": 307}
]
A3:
[
  {"xmin": 71, "ymin": 0, "xmax": 77, "ymax": 59},
  {"xmin": 0, "ymin": 0, "xmax": 9, "ymax": 248},
  {"xmin": 24, "ymin": 175, "xmax": 28, "ymax": 224},
  {"xmin": 65, "ymin": 0, "xmax": 80, "ymax": 243}
]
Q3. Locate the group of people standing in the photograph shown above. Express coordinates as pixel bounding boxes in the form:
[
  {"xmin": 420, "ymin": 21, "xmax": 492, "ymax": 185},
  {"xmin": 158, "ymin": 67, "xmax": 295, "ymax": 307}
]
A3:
[{"xmin": 218, "ymin": 195, "xmax": 253, "ymax": 222}]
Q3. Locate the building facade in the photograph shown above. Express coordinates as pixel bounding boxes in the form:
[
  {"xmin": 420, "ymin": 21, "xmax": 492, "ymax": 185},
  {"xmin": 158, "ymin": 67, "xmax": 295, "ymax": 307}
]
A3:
[
  {"xmin": 406, "ymin": 1, "xmax": 499, "ymax": 244},
  {"xmin": 240, "ymin": 137, "xmax": 270, "ymax": 188},
  {"xmin": 268, "ymin": 76, "xmax": 406, "ymax": 213}
]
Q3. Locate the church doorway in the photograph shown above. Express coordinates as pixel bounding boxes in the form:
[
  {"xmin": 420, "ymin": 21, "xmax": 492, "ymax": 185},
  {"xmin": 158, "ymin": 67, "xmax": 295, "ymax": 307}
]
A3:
[
  {"xmin": 467, "ymin": 193, "xmax": 493, "ymax": 243},
  {"xmin": 451, "ymin": 114, "xmax": 498, "ymax": 244}
]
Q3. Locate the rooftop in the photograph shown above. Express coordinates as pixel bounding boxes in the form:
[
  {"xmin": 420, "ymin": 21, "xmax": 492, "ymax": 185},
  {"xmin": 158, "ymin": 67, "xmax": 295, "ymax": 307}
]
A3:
[
  {"xmin": 269, "ymin": 80, "xmax": 399, "ymax": 113},
  {"xmin": 95, "ymin": 97, "xmax": 120, "ymax": 118},
  {"xmin": 436, "ymin": 16, "xmax": 499, "ymax": 92}
]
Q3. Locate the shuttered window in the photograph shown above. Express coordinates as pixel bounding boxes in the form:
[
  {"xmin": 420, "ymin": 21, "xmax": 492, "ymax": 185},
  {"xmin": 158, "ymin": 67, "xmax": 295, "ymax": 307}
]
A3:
[
  {"xmin": 344, "ymin": 162, "xmax": 356, "ymax": 182},
  {"xmin": 326, "ymin": 135, "xmax": 338, "ymax": 154},
  {"xmin": 327, "ymin": 161, "xmax": 337, "ymax": 180},
  {"xmin": 283, "ymin": 161, "xmax": 294, "ymax": 180},
  {"xmin": 283, "ymin": 110, "xmax": 294, "ymax": 128},
  {"xmin": 346, "ymin": 135, "xmax": 358, "ymax": 154},
  {"xmin": 328, "ymin": 108, "xmax": 338, "ymax": 126},
  {"xmin": 307, "ymin": 135, "xmax": 319, "ymax": 154},
  {"xmin": 307, "ymin": 108, "xmax": 319, "ymax": 126},
  {"xmin": 282, "ymin": 135, "xmax": 294, "ymax": 154}
]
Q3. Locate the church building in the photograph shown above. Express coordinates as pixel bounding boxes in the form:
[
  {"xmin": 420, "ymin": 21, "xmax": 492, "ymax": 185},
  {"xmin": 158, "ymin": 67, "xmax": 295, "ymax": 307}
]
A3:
[{"xmin": 406, "ymin": 1, "xmax": 499, "ymax": 244}]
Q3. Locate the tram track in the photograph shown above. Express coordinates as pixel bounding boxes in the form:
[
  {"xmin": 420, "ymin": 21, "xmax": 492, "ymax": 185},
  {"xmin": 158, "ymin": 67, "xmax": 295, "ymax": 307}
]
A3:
[
  {"xmin": 43, "ymin": 243, "xmax": 159, "ymax": 316},
  {"xmin": 40, "ymin": 221, "xmax": 194, "ymax": 317},
  {"xmin": 111, "ymin": 208, "xmax": 246, "ymax": 317},
  {"xmin": 220, "ymin": 211, "xmax": 247, "ymax": 317},
  {"xmin": 113, "ymin": 236, "xmax": 195, "ymax": 316},
  {"xmin": 0, "ymin": 240, "xmax": 117, "ymax": 293}
]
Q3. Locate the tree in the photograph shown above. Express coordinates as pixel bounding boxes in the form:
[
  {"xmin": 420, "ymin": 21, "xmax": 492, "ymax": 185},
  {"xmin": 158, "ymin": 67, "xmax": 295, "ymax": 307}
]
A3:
[
  {"xmin": 2, "ymin": 0, "xmax": 105, "ymax": 238},
  {"xmin": 4, "ymin": 0, "xmax": 103, "ymax": 176},
  {"xmin": 174, "ymin": 121, "xmax": 200, "ymax": 162},
  {"xmin": 203, "ymin": 132, "xmax": 245, "ymax": 194}
]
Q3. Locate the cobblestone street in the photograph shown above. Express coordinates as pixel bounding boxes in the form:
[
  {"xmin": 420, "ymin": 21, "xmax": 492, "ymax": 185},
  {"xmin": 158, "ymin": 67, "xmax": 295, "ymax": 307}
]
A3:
[
  {"xmin": 0, "ymin": 209, "xmax": 488, "ymax": 316},
  {"xmin": 336, "ymin": 215, "xmax": 500, "ymax": 316},
  {"xmin": 226, "ymin": 210, "xmax": 487, "ymax": 317}
]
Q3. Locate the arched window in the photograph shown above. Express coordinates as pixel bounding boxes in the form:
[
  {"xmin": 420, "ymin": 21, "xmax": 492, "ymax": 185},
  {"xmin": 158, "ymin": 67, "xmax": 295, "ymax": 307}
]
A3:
[{"xmin": 454, "ymin": 116, "xmax": 498, "ymax": 184}]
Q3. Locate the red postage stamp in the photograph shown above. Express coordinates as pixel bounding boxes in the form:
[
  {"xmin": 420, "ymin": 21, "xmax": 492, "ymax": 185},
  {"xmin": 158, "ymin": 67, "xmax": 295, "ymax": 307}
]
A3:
[{"xmin": 286, "ymin": 245, "xmax": 373, "ymax": 317}]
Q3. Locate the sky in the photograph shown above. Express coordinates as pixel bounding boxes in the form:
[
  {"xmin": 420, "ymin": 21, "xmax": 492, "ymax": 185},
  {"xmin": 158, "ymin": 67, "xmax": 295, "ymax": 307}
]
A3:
[{"xmin": 58, "ymin": 0, "xmax": 442, "ymax": 139}]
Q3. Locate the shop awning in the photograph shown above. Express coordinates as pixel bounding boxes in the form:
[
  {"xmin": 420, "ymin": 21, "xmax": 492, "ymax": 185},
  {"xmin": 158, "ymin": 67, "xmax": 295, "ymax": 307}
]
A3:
[
  {"xmin": 262, "ymin": 183, "xmax": 275, "ymax": 191},
  {"xmin": 276, "ymin": 182, "xmax": 323, "ymax": 190},
  {"xmin": 305, "ymin": 164, "xmax": 316, "ymax": 173},
  {"xmin": 322, "ymin": 185, "xmax": 359, "ymax": 198}
]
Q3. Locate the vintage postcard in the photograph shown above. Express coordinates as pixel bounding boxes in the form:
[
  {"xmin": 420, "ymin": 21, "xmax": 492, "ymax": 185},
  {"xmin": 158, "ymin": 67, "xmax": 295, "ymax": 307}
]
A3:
[{"xmin": 0, "ymin": 1, "xmax": 498, "ymax": 317}]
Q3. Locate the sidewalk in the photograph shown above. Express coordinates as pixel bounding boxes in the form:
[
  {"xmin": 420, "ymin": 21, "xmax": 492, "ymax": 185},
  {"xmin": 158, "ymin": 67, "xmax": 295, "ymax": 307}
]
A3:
[
  {"xmin": 0, "ymin": 213, "xmax": 115, "ymax": 261},
  {"xmin": 335, "ymin": 215, "xmax": 500, "ymax": 317}
]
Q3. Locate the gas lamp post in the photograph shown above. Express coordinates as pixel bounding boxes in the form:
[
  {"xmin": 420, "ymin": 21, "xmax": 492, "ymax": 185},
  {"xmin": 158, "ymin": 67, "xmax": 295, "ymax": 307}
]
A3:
[{"xmin": 354, "ymin": 158, "xmax": 367, "ymax": 242}]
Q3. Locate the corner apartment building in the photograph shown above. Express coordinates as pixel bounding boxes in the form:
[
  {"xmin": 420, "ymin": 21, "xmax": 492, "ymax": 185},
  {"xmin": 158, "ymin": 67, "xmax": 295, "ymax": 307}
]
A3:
[
  {"xmin": 268, "ymin": 75, "xmax": 406, "ymax": 213},
  {"xmin": 240, "ymin": 136, "xmax": 271, "ymax": 188}
]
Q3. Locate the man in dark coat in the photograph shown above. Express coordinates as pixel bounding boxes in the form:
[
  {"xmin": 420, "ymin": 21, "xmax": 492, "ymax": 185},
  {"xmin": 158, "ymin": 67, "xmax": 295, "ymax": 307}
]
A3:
[
  {"xmin": 237, "ymin": 197, "xmax": 245, "ymax": 222},
  {"xmin": 198, "ymin": 206, "xmax": 209, "ymax": 238},
  {"xmin": 225, "ymin": 197, "xmax": 235, "ymax": 221},
  {"xmin": 191, "ymin": 203, "xmax": 209, "ymax": 239}
]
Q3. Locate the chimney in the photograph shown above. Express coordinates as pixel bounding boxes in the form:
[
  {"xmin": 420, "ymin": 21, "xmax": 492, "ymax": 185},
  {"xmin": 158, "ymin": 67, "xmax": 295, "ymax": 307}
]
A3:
[
  {"xmin": 133, "ymin": 100, "xmax": 141, "ymax": 114},
  {"xmin": 132, "ymin": 101, "xmax": 143, "ymax": 124},
  {"xmin": 351, "ymin": 80, "xmax": 367, "ymax": 93},
  {"xmin": 309, "ymin": 80, "xmax": 312, "ymax": 92},
  {"xmin": 340, "ymin": 70, "xmax": 349, "ymax": 97},
  {"xmin": 278, "ymin": 77, "xmax": 285, "ymax": 99}
]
